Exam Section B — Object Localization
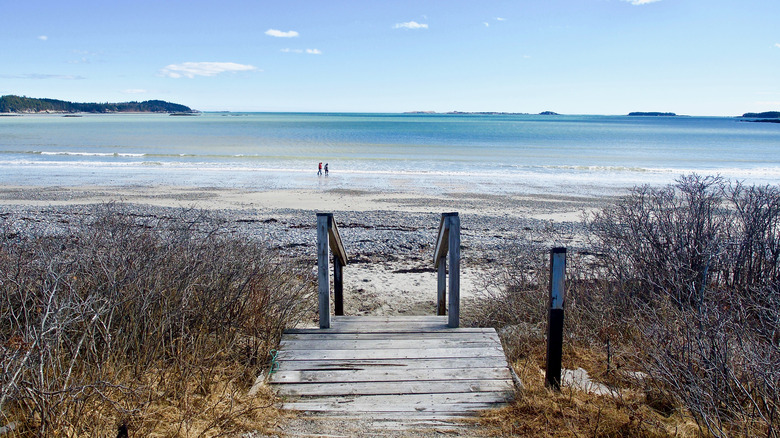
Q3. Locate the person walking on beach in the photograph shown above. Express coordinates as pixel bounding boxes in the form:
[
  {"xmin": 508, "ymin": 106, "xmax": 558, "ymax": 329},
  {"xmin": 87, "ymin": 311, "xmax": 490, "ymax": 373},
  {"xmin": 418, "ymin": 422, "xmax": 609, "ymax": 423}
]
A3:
[
  {"xmin": 324, "ymin": 163, "xmax": 329, "ymax": 175},
  {"xmin": 318, "ymin": 162, "xmax": 323, "ymax": 176}
]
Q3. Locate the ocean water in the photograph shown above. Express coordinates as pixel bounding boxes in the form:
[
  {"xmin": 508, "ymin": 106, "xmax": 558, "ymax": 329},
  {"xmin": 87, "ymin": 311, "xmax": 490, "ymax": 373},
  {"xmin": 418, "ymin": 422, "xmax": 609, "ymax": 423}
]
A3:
[{"xmin": 0, "ymin": 112, "xmax": 778, "ymax": 196}]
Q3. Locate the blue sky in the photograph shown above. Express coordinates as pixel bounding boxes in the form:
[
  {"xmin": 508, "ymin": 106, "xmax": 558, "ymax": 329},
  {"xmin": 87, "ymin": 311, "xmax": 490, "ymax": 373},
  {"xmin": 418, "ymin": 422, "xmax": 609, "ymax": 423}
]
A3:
[{"xmin": 1, "ymin": 0, "xmax": 779, "ymax": 115}]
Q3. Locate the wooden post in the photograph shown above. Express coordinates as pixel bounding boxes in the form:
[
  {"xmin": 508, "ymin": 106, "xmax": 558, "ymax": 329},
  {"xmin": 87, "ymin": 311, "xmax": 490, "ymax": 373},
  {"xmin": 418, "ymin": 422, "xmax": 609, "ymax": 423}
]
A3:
[
  {"xmin": 447, "ymin": 214, "xmax": 460, "ymax": 328},
  {"xmin": 545, "ymin": 247, "xmax": 566, "ymax": 390},
  {"xmin": 333, "ymin": 255, "xmax": 344, "ymax": 316},
  {"xmin": 317, "ymin": 213, "xmax": 331, "ymax": 329},
  {"xmin": 437, "ymin": 256, "xmax": 446, "ymax": 316}
]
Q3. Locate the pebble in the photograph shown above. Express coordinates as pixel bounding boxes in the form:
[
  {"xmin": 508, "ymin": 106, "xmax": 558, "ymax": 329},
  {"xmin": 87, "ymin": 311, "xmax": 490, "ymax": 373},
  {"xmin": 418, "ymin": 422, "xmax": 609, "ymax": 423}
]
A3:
[{"xmin": 0, "ymin": 203, "xmax": 590, "ymax": 267}]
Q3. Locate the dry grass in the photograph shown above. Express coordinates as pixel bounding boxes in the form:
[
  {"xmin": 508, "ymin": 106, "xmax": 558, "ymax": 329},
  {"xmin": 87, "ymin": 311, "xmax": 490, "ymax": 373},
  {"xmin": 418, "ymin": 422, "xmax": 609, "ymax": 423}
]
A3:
[
  {"xmin": 0, "ymin": 204, "xmax": 314, "ymax": 437},
  {"xmin": 478, "ymin": 354, "xmax": 699, "ymax": 437}
]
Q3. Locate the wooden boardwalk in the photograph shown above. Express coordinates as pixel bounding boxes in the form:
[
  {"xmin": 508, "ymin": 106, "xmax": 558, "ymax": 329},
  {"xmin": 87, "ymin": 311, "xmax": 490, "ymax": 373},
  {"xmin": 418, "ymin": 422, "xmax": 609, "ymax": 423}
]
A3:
[{"xmin": 268, "ymin": 316, "xmax": 516, "ymax": 420}]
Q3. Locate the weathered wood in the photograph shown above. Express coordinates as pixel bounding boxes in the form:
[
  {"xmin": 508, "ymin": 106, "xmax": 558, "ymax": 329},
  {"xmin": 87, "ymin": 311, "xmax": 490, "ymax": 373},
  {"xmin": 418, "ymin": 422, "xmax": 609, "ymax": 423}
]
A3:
[
  {"xmin": 282, "ymin": 410, "xmax": 491, "ymax": 420},
  {"xmin": 282, "ymin": 331, "xmax": 500, "ymax": 341},
  {"xmin": 269, "ymin": 315, "xmax": 514, "ymax": 420},
  {"xmin": 327, "ymin": 216, "xmax": 348, "ymax": 267},
  {"xmin": 447, "ymin": 214, "xmax": 461, "ymax": 328},
  {"xmin": 276, "ymin": 346, "xmax": 504, "ymax": 361},
  {"xmin": 286, "ymin": 326, "xmax": 492, "ymax": 334},
  {"xmin": 284, "ymin": 392, "xmax": 509, "ymax": 413},
  {"xmin": 433, "ymin": 213, "xmax": 453, "ymax": 267},
  {"xmin": 273, "ymin": 357, "xmax": 511, "ymax": 371},
  {"xmin": 272, "ymin": 367, "xmax": 512, "ymax": 384},
  {"xmin": 275, "ymin": 380, "xmax": 514, "ymax": 397},
  {"xmin": 432, "ymin": 213, "xmax": 460, "ymax": 327},
  {"xmin": 284, "ymin": 392, "xmax": 511, "ymax": 407},
  {"xmin": 280, "ymin": 338, "xmax": 501, "ymax": 351},
  {"xmin": 317, "ymin": 213, "xmax": 331, "ymax": 329}
]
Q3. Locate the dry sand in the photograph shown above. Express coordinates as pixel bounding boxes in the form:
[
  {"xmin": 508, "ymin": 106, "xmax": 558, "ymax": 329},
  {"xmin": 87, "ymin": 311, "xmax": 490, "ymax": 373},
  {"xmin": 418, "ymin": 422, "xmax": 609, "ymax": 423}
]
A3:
[{"xmin": 0, "ymin": 184, "xmax": 608, "ymax": 323}]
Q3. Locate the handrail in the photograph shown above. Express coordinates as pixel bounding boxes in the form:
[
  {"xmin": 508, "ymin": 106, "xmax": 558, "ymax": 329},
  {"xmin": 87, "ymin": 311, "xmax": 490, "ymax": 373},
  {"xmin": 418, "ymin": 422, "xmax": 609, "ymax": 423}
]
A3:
[
  {"xmin": 327, "ymin": 216, "xmax": 348, "ymax": 268},
  {"xmin": 434, "ymin": 212, "xmax": 457, "ymax": 267},
  {"xmin": 433, "ymin": 212, "xmax": 460, "ymax": 328},
  {"xmin": 317, "ymin": 213, "xmax": 349, "ymax": 328}
]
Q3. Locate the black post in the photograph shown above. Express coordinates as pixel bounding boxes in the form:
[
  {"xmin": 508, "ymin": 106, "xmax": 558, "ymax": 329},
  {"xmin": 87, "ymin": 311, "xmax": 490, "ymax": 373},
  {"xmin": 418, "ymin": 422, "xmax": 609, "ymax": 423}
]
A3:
[
  {"xmin": 334, "ymin": 255, "xmax": 344, "ymax": 316},
  {"xmin": 545, "ymin": 247, "xmax": 566, "ymax": 390}
]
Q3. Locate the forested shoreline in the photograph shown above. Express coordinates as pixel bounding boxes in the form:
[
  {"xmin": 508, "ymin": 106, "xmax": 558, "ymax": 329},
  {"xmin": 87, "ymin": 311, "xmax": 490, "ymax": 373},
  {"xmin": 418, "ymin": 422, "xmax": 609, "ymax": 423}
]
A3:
[{"xmin": 0, "ymin": 95, "xmax": 192, "ymax": 113}]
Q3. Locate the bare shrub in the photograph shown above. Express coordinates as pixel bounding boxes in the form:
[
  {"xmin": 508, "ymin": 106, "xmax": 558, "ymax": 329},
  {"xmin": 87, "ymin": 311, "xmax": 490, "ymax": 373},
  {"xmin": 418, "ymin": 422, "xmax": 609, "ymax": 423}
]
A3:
[
  {"xmin": 471, "ymin": 175, "xmax": 779, "ymax": 437},
  {"xmin": 0, "ymin": 204, "xmax": 313, "ymax": 436},
  {"xmin": 587, "ymin": 175, "xmax": 779, "ymax": 437}
]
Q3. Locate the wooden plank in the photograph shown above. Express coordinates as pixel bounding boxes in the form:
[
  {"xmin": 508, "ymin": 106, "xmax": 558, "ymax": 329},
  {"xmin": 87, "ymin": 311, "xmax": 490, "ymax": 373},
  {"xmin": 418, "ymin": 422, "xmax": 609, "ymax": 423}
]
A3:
[
  {"xmin": 284, "ymin": 326, "xmax": 493, "ymax": 334},
  {"xmin": 276, "ymin": 346, "xmax": 504, "ymax": 361},
  {"xmin": 270, "ymin": 367, "xmax": 512, "ymax": 384},
  {"xmin": 279, "ymin": 338, "xmax": 501, "ymax": 351},
  {"xmin": 285, "ymin": 401, "xmax": 502, "ymax": 414},
  {"xmin": 281, "ymin": 331, "xmax": 500, "ymax": 342},
  {"xmin": 271, "ymin": 357, "xmax": 511, "ymax": 371},
  {"xmin": 274, "ymin": 380, "xmax": 515, "ymax": 397},
  {"xmin": 282, "ymin": 392, "xmax": 511, "ymax": 407},
  {"xmin": 288, "ymin": 411, "xmax": 486, "ymax": 420}
]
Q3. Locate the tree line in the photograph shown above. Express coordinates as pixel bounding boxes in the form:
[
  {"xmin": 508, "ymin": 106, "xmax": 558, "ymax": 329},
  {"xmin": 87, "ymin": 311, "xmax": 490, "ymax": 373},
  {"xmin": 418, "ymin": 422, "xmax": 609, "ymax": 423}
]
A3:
[{"xmin": 0, "ymin": 95, "xmax": 192, "ymax": 113}]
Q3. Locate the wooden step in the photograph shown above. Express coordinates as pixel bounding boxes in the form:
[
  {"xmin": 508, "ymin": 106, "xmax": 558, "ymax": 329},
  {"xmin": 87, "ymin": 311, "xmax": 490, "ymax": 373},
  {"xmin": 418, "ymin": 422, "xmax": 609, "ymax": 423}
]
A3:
[{"xmin": 268, "ymin": 316, "xmax": 515, "ymax": 420}]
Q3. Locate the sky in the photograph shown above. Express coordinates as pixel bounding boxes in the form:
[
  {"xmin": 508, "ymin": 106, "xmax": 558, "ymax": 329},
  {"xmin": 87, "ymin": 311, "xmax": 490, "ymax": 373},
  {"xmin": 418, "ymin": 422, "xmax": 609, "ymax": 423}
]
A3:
[{"xmin": 1, "ymin": 0, "xmax": 779, "ymax": 115}]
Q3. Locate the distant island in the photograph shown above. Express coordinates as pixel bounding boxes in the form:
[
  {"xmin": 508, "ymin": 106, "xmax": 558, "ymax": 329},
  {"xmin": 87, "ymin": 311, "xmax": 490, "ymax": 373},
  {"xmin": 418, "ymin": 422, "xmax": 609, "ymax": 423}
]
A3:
[
  {"xmin": 403, "ymin": 111, "xmax": 531, "ymax": 115},
  {"xmin": 539, "ymin": 111, "xmax": 559, "ymax": 115},
  {"xmin": 739, "ymin": 111, "xmax": 780, "ymax": 124},
  {"xmin": 628, "ymin": 112, "xmax": 677, "ymax": 116},
  {"xmin": 0, "ymin": 95, "xmax": 193, "ymax": 114},
  {"xmin": 741, "ymin": 111, "xmax": 780, "ymax": 119}
]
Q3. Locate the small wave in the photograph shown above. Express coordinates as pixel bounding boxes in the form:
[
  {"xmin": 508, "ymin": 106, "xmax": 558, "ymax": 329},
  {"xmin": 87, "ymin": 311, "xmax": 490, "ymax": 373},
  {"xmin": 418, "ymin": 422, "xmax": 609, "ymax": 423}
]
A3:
[{"xmin": 39, "ymin": 151, "xmax": 146, "ymax": 158}]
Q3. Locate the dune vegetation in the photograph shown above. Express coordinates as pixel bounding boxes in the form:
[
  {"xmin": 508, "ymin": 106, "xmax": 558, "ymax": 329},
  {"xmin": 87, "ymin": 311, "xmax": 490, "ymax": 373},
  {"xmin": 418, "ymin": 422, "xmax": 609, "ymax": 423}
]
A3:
[
  {"xmin": 0, "ymin": 205, "xmax": 313, "ymax": 436},
  {"xmin": 470, "ymin": 175, "xmax": 779, "ymax": 437}
]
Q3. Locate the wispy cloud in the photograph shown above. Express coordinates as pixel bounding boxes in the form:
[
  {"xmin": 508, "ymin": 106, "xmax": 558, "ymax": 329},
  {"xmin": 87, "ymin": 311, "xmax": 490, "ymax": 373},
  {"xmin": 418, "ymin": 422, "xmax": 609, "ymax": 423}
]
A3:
[
  {"xmin": 394, "ymin": 21, "xmax": 428, "ymax": 30},
  {"xmin": 0, "ymin": 73, "xmax": 84, "ymax": 80},
  {"xmin": 265, "ymin": 29, "xmax": 299, "ymax": 38},
  {"xmin": 37, "ymin": 35, "xmax": 48, "ymax": 41},
  {"xmin": 122, "ymin": 89, "xmax": 148, "ymax": 94},
  {"xmin": 160, "ymin": 62, "xmax": 258, "ymax": 78},
  {"xmin": 485, "ymin": 17, "xmax": 506, "ymax": 27},
  {"xmin": 775, "ymin": 43, "xmax": 780, "ymax": 49},
  {"xmin": 282, "ymin": 48, "xmax": 322, "ymax": 55},
  {"xmin": 68, "ymin": 50, "xmax": 102, "ymax": 64},
  {"xmin": 622, "ymin": 0, "xmax": 661, "ymax": 4}
]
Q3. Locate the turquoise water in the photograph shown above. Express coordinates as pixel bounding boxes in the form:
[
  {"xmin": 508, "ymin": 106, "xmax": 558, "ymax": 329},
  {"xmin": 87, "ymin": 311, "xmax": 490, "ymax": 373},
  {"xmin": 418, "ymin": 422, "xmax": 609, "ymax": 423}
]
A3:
[{"xmin": 0, "ymin": 113, "xmax": 777, "ymax": 195}]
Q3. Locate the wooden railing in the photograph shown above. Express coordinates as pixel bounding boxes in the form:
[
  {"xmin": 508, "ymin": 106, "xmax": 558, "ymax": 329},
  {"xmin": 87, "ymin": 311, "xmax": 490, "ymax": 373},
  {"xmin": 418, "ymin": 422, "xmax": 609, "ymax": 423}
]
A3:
[
  {"xmin": 433, "ymin": 212, "xmax": 461, "ymax": 328},
  {"xmin": 317, "ymin": 212, "xmax": 460, "ymax": 329},
  {"xmin": 317, "ymin": 213, "xmax": 348, "ymax": 329}
]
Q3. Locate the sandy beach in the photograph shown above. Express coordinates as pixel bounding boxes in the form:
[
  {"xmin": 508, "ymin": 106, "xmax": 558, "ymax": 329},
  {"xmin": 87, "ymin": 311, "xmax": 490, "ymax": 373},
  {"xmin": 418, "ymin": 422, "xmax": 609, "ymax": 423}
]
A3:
[{"xmin": 0, "ymin": 184, "xmax": 606, "ymax": 325}]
